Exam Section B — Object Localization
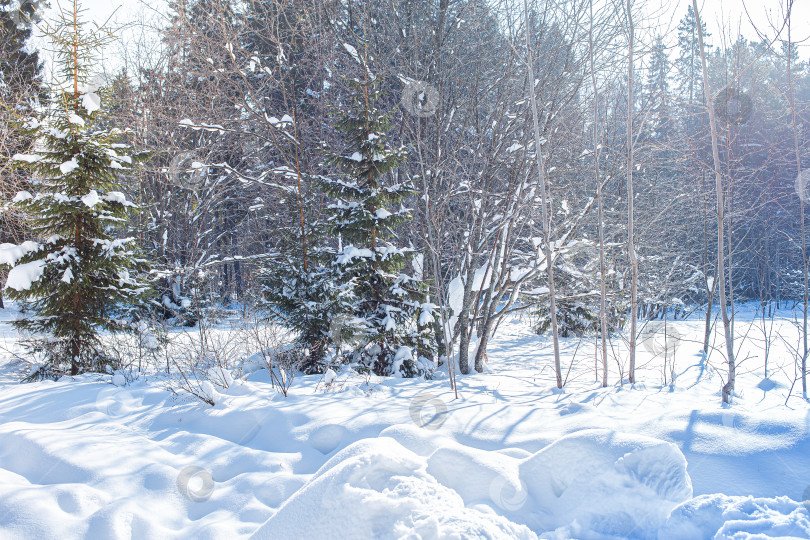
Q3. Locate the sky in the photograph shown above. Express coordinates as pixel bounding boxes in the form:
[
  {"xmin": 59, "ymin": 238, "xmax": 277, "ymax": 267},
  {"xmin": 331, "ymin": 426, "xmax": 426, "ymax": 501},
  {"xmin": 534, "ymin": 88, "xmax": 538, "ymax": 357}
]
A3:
[
  {"xmin": 27, "ymin": 0, "xmax": 810, "ymax": 80},
  {"xmin": 658, "ymin": 0, "xmax": 810, "ymax": 51}
]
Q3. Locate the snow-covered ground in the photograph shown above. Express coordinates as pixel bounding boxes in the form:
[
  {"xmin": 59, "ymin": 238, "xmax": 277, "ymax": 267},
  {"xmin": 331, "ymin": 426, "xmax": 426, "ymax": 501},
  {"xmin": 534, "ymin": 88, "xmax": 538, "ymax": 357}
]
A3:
[{"xmin": 1, "ymin": 304, "xmax": 809, "ymax": 539}]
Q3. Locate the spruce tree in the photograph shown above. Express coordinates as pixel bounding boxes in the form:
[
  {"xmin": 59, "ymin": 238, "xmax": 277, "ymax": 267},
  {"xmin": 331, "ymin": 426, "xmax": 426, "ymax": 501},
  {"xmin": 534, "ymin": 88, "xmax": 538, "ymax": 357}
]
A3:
[
  {"xmin": 646, "ymin": 36, "xmax": 673, "ymax": 142},
  {"xmin": 0, "ymin": 0, "xmax": 44, "ymax": 308},
  {"xmin": 3, "ymin": 0, "xmax": 146, "ymax": 377},
  {"xmin": 322, "ymin": 71, "xmax": 434, "ymax": 377},
  {"xmin": 675, "ymin": 5, "xmax": 710, "ymax": 113},
  {"xmin": 0, "ymin": 0, "xmax": 43, "ymax": 91},
  {"xmin": 259, "ymin": 170, "xmax": 352, "ymax": 374},
  {"xmin": 532, "ymin": 245, "xmax": 626, "ymax": 338}
]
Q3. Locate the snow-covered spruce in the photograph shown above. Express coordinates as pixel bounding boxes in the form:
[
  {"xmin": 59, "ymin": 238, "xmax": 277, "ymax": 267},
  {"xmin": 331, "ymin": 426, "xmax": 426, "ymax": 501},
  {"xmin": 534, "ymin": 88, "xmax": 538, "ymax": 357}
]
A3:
[
  {"xmin": 3, "ymin": 12, "xmax": 146, "ymax": 377},
  {"xmin": 259, "ymin": 173, "xmax": 354, "ymax": 373},
  {"xmin": 320, "ymin": 61, "xmax": 435, "ymax": 377}
]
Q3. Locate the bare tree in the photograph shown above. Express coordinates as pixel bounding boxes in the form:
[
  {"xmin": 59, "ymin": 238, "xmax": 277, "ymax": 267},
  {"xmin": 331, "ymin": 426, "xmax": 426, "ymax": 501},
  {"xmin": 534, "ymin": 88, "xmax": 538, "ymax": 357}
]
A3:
[
  {"xmin": 523, "ymin": 0, "xmax": 562, "ymax": 387},
  {"xmin": 624, "ymin": 0, "xmax": 639, "ymax": 384},
  {"xmin": 692, "ymin": 0, "xmax": 736, "ymax": 403},
  {"xmin": 785, "ymin": 0, "xmax": 808, "ymax": 396},
  {"xmin": 589, "ymin": 0, "xmax": 608, "ymax": 387}
]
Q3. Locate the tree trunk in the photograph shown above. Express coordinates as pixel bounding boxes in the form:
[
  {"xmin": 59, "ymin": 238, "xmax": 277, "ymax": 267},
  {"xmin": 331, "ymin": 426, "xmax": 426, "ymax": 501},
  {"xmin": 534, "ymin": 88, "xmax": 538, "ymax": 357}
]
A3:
[
  {"xmin": 523, "ymin": 0, "xmax": 562, "ymax": 388},
  {"xmin": 703, "ymin": 265, "xmax": 718, "ymax": 355},
  {"xmin": 456, "ymin": 250, "xmax": 476, "ymax": 375},
  {"xmin": 589, "ymin": 0, "xmax": 608, "ymax": 387},
  {"xmin": 786, "ymin": 10, "xmax": 808, "ymax": 395},
  {"xmin": 692, "ymin": 0, "xmax": 735, "ymax": 403},
  {"xmin": 626, "ymin": 0, "xmax": 639, "ymax": 385}
]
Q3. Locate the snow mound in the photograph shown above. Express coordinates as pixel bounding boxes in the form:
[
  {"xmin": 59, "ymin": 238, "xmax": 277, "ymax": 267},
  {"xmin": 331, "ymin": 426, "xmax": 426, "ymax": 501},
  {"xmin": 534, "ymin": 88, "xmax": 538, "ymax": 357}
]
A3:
[
  {"xmin": 660, "ymin": 493, "xmax": 810, "ymax": 539},
  {"xmin": 250, "ymin": 437, "xmax": 538, "ymax": 540},
  {"xmin": 519, "ymin": 429, "xmax": 693, "ymax": 538},
  {"xmin": 252, "ymin": 429, "xmax": 693, "ymax": 539}
]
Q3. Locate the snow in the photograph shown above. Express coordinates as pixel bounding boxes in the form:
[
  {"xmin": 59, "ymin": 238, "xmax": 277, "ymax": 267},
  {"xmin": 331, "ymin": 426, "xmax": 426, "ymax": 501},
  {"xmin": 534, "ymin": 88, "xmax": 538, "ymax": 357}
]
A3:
[
  {"xmin": 179, "ymin": 119, "xmax": 226, "ymax": 133},
  {"xmin": 390, "ymin": 346, "xmax": 412, "ymax": 376},
  {"xmin": 323, "ymin": 368, "xmax": 337, "ymax": 387},
  {"xmin": 82, "ymin": 92, "xmax": 101, "ymax": 114},
  {"xmin": 418, "ymin": 303, "xmax": 436, "ymax": 326},
  {"xmin": 661, "ymin": 494, "xmax": 810, "ymax": 539},
  {"xmin": 447, "ymin": 263, "xmax": 495, "ymax": 317},
  {"xmin": 48, "ymin": 127, "xmax": 67, "ymax": 139},
  {"xmin": 342, "ymin": 43, "xmax": 362, "ymax": 65},
  {"xmin": 382, "ymin": 311, "xmax": 398, "ymax": 331},
  {"xmin": 514, "ymin": 430, "xmax": 692, "ymax": 536},
  {"xmin": 11, "ymin": 154, "xmax": 41, "ymax": 163},
  {"xmin": 59, "ymin": 159, "xmax": 79, "ymax": 174},
  {"xmin": 12, "ymin": 191, "xmax": 33, "ymax": 203},
  {"xmin": 5, "ymin": 260, "xmax": 45, "ymax": 290},
  {"xmin": 251, "ymin": 436, "xmax": 537, "ymax": 539},
  {"xmin": 67, "ymin": 112, "xmax": 85, "ymax": 126},
  {"xmin": 0, "ymin": 304, "xmax": 809, "ymax": 538},
  {"xmin": 0, "ymin": 242, "xmax": 39, "ymax": 267},
  {"xmin": 103, "ymin": 191, "xmax": 130, "ymax": 206},
  {"xmin": 80, "ymin": 190, "xmax": 100, "ymax": 208},
  {"xmin": 507, "ymin": 143, "xmax": 524, "ymax": 153},
  {"xmin": 337, "ymin": 245, "xmax": 373, "ymax": 264}
]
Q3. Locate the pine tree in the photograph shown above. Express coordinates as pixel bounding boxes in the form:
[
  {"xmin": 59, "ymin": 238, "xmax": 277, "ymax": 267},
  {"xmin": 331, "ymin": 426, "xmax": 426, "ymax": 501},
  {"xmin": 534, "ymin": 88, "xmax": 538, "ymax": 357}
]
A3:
[
  {"xmin": 3, "ymin": 0, "xmax": 147, "ymax": 377},
  {"xmin": 533, "ymin": 244, "xmax": 626, "ymax": 338},
  {"xmin": 0, "ymin": 0, "xmax": 43, "ymax": 91},
  {"xmin": 322, "ymin": 70, "xmax": 434, "ymax": 377},
  {"xmin": 259, "ymin": 171, "xmax": 352, "ymax": 374},
  {"xmin": 675, "ymin": 5, "xmax": 710, "ymax": 114},
  {"xmin": 0, "ymin": 0, "xmax": 44, "ymax": 308},
  {"xmin": 646, "ymin": 36, "xmax": 673, "ymax": 142}
]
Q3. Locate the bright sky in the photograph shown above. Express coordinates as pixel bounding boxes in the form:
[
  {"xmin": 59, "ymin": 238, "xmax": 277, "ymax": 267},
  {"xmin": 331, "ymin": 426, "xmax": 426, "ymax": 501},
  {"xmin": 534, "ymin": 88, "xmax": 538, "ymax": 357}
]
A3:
[
  {"xmin": 30, "ymin": 0, "xmax": 810, "ymax": 78},
  {"xmin": 647, "ymin": 0, "xmax": 810, "ymax": 60}
]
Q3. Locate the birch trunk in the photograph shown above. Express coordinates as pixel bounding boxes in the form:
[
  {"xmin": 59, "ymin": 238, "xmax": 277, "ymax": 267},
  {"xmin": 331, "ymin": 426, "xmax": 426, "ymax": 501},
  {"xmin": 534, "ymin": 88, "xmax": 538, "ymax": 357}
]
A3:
[
  {"xmin": 523, "ymin": 0, "xmax": 562, "ymax": 388},
  {"xmin": 589, "ymin": 0, "xmax": 609, "ymax": 387},
  {"xmin": 786, "ymin": 6, "xmax": 808, "ymax": 395},
  {"xmin": 692, "ymin": 0, "xmax": 736, "ymax": 403},
  {"xmin": 626, "ymin": 0, "xmax": 639, "ymax": 384}
]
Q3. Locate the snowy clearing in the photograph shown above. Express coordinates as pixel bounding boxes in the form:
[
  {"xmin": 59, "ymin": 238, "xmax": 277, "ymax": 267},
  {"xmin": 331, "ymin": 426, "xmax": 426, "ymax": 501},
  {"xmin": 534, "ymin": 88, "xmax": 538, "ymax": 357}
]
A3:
[{"xmin": 1, "ymin": 304, "xmax": 809, "ymax": 539}]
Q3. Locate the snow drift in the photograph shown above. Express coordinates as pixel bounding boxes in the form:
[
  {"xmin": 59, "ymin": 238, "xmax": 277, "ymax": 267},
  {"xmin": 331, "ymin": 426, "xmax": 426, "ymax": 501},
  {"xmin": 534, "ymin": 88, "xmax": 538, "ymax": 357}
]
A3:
[{"xmin": 251, "ymin": 428, "xmax": 693, "ymax": 539}]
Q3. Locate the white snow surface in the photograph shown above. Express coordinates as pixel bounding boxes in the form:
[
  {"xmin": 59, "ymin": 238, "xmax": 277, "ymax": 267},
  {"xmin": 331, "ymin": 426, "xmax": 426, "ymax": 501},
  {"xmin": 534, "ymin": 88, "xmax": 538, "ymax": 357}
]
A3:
[
  {"xmin": 67, "ymin": 113, "xmax": 85, "ymax": 126},
  {"xmin": 11, "ymin": 191, "xmax": 33, "ymax": 203},
  {"xmin": 59, "ymin": 158, "xmax": 79, "ymax": 174},
  {"xmin": 103, "ymin": 192, "xmax": 130, "ymax": 206},
  {"xmin": 5, "ymin": 260, "xmax": 45, "ymax": 291},
  {"xmin": 0, "ymin": 241, "xmax": 40, "ymax": 266},
  {"xmin": 11, "ymin": 154, "xmax": 41, "ymax": 163},
  {"xmin": 82, "ymin": 92, "xmax": 101, "ymax": 114},
  {"xmin": 80, "ymin": 190, "xmax": 100, "ymax": 208},
  {"xmin": 0, "ymin": 304, "xmax": 809, "ymax": 539},
  {"xmin": 337, "ymin": 245, "xmax": 373, "ymax": 264}
]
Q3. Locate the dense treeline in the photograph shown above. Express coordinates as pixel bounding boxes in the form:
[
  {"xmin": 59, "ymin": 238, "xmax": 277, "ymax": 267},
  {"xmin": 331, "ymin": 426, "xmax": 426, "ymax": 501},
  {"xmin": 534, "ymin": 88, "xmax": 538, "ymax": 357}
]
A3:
[{"xmin": 1, "ymin": 0, "xmax": 809, "ymax": 392}]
